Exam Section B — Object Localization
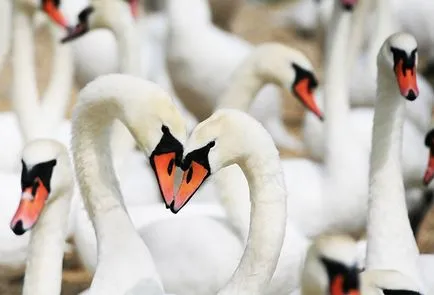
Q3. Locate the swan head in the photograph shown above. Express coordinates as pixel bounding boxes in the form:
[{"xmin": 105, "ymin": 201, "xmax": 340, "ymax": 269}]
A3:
[
  {"xmin": 302, "ymin": 235, "xmax": 360, "ymax": 295},
  {"xmin": 423, "ymin": 129, "xmax": 434, "ymax": 185},
  {"xmin": 172, "ymin": 109, "xmax": 274, "ymax": 212},
  {"xmin": 361, "ymin": 270, "xmax": 423, "ymax": 295},
  {"xmin": 378, "ymin": 32, "xmax": 419, "ymax": 101},
  {"xmin": 247, "ymin": 42, "xmax": 323, "ymax": 120},
  {"xmin": 10, "ymin": 139, "xmax": 73, "ymax": 236},
  {"xmin": 60, "ymin": 0, "xmax": 135, "ymax": 43}
]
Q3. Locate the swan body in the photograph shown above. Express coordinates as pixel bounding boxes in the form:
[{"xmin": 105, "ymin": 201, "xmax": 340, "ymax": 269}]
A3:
[{"xmin": 166, "ymin": 0, "xmax": 309, "ymax": 151}]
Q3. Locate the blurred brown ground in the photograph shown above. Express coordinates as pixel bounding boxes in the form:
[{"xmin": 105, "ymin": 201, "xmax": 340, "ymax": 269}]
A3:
[{"xmin": 0, "ymin": 0, "xmax": 433, "ymax": 294}]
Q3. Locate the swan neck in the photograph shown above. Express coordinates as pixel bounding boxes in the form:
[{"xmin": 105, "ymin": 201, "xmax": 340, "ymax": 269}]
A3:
[
  {"xmin": 39, "ymin": 23, "xmax": 74, "ymax": 132},
  {"xmin": 347, "ymin": 0, "xmax": 372, "ymax": 72},
  {"xmin": 23, "ymin": 189, "xmax": 72, "ymax": 295},
  {"xmin": 219, "ymin": 146, "xmax": 287, "ymax": 295},
  {"xmin": 366, "ymin": 67, "xmax": 422, "ymax": 286},
  {"xmin": 367, "ymin": 0, "xmax": 396, "ymax": 74},
  {"xmin": 11, "ymin": 7, "xmax": 39, "ymax": 141},
  {"xmin": 217, "ymin": 68, "xmax": 263, "ymax": 111},
  {"xmin": 72, "ymin": 85, "xmax": 163, "ymax": 293},
  {"xmin": 110, "ymin": 18, "xmax": 142, "ymax": 76},
  {"xmin": 324, "ymin": 7, "xmax": 352, "ymax": 173}
]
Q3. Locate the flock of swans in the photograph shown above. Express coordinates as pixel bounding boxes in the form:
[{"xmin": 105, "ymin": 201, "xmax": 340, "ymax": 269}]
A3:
[{"xmin": 1, "ymin": 0, "xmax": 434, "ymax": 294}]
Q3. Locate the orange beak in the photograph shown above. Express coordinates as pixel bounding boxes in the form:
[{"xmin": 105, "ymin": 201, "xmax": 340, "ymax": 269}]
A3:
[
  {"xmin": 394, "ymin": 59, "xmax": 419, "ymax": 100},
  {"xmin": 129, "ymin": 0, "xmax": 139, "ymax": 19},
  {"xmin": 10, "ymin": 179, "xmax": 49, "ymax": 236},
  {"xmin": 330, "ymin": 275, "xmax": 360, "ymax": 295},
  {"xmin": 293, "ymin": 78, "xmax": 324, "ymax": 121},
  {"xmin": 172, "ymin": 161, "xmax": 210, "ymax": 213},
  {"xmin": 150, "ymin": 152, "xmax": 177, "ymax": 208},
  {"xmin": 42, "ymin": 0, "xmax": 69, "ymax": 28},
  {"xmin": 423, "ymin": 151, "xmax": 434, "ymax": 186}
]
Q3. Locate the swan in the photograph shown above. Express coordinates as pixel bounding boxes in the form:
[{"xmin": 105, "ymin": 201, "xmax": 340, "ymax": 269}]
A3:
[
  {"xmin": 301, "ymin": 235, "xmax": 361, "ymax": 295},
  {"xmin": 9, "ymin": 139, "xmax": 74, "ymax": 295},
  {"xmin": 165, "ymin": 0, "xmax": 314, "ymax": 151},
  {"xmin": 71, "ymin": 73, "xmax": 185, "ymax": 294},
  {"xmin": 362, "ymin": 32, "xmax": 431, "ymax": 294},
  {"xmin": 0, "ymin": 0, "xmax": 77, "ymax": 269},
  {"xmin": 173, "ymin": 109, "xmax": 288, "ymax": 295},
  {"xmin": 0, "ymin": 0, "xmax": 72, "ymax": 173}
]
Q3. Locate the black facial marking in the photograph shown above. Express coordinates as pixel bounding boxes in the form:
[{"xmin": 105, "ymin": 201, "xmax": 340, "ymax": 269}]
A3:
[
  {"xmin": 292, "ymin": 63, "xmax": 318, "ymax": 97},
  {"xmin": 424, "ymin": 129, "xmax": 434, "ymax": 148},
  {"xmin": 21, "ymin": 159, "xmax": 57, "ymax": 193},
  {"xmin": 149, "ymin": 125, "xmax": 184, "ymax": 166},
  {"xmin": 181, "ymin": 141, "xmax": 215, "ymax": 172},
  {"xmin": 390, "ymin": 47, "xmax": 417, "ymax": 75},
  {"xmin": 41, "ymin": 0, "xmax": 61, "ymax": 8},
  {"xmin": 382, "ymin": 289, "xmax": 422, "ymax": 295},
  {"xmin": 320, "ymin": 256, "xmax": 359, "ymax": 293},
  {"xmin": 78, "ymin": 6, "xmax": 94, "ymax": 24}
]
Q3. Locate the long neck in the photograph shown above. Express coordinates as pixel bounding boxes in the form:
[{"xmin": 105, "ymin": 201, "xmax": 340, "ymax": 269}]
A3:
[
  {"xmin": 11, "ymin": 6, "xmax": 40, "ymax": 141},
  {"xmin": 38, "ymin": 22, "xmax": 74, "ymax": 134},
  {"xmin": 109, "ymin": 17, "xmax": 142, "ymax": 76},
  {"xmin": 23, "ymin": 188, "xmax": 72, "ymax": 295},
  {"xmin": 366, "ymin": 0, "xmax": 396, "ymax": 76},
  {"xmin": 346, "ymin": 0, "xmax": 372, "ymax": 72},
  {"xmin": 0, "ymin": 0, "xmax": 12, "ymax": 71},
  {"xmin": 72, "ymin": 90, "xmax": 163, "ymax": 293},
  {"xmin": 218, "ymin": 142, "xmax": 287, "ymax": 295},
  {"xmin": 366, "ymin": 67, "xmax": 422, "ymax": 287},
  {"xmin": 217, "ymin": 68, "xmax": 263, "ymax": 111},
  {"xmin": 323, "ymin": 4, "xmax": 352, "ymax": 176}
]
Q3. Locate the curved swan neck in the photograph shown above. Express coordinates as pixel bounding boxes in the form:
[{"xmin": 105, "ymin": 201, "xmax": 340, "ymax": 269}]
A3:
[
  {"xmin": 366, "ymin": 66, "xmax": 422, "ymax": 287},
  {"xmin": 219, "ymin": 132, "xmax": 287, "ymax": 295},
  {"xmin": 72, "ymin": 76, "xmax": 163, "ymax": 294},
  {"xmin": 23, "ymin": 188, "xmax": 72, "ymax": 295},
  {"xmin": 11, "ymin": 6, "xmax": 39, "ymax": 141},
  {"xmin": 109, "ymin": 16, "xmax": 142, "ymax": 76},
  {"xmin": 39, "ymin": 23, "xmax": 74, "ymax": 130},
  {"xmin": 347, "ymin": 0, "xmax": 372, "ymax": 72},
  {"xmin": 324, "ymin": 3, "xmax": 352, "ymax": 174},
  {"xmin": 217, "ymin": 67, "xmax": 263, "ymax": 111}
]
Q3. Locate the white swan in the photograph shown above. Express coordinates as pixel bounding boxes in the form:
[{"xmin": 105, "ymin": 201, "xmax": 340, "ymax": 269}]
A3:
[
  {"xmin": 165, "ymin": 0, "xmax": 314, "ymax": 151},
  {"xmin": 362, "ymin": 32, "xmax": 430, "ymax": 294},
  {"xmin": 0, "ymin": 0, "xmax": 12, "ymax": 73},
  {"xmin": 9, "ymin": 139, "xmax": 74, "ymax": 295},
  {"xmin": 0, "ymin": 0, "xmax": 76, "ymax": 269},
  {"xmin": 301, "ymin": 235, "xmax": 360, "ymax": 295},
  {"xmin": 71, "ymin": 74, "xmax": 187, "ymax": 294},
  {"xmin": 174, "ymin": 109, "xmax": 288, "ymax": 294}
]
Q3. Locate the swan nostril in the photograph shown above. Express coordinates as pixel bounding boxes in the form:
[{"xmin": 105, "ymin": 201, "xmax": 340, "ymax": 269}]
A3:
[
  {"xmin": 186, "ymin": 167, "xmax": 193, "ymax": 184},
  {"xmin": 12, "ymin": 220, "xmax": 26, "ymax": 236},
  {"xmin": 406, "ymin": 90, "xmax": 417, "ymax": 101}
]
